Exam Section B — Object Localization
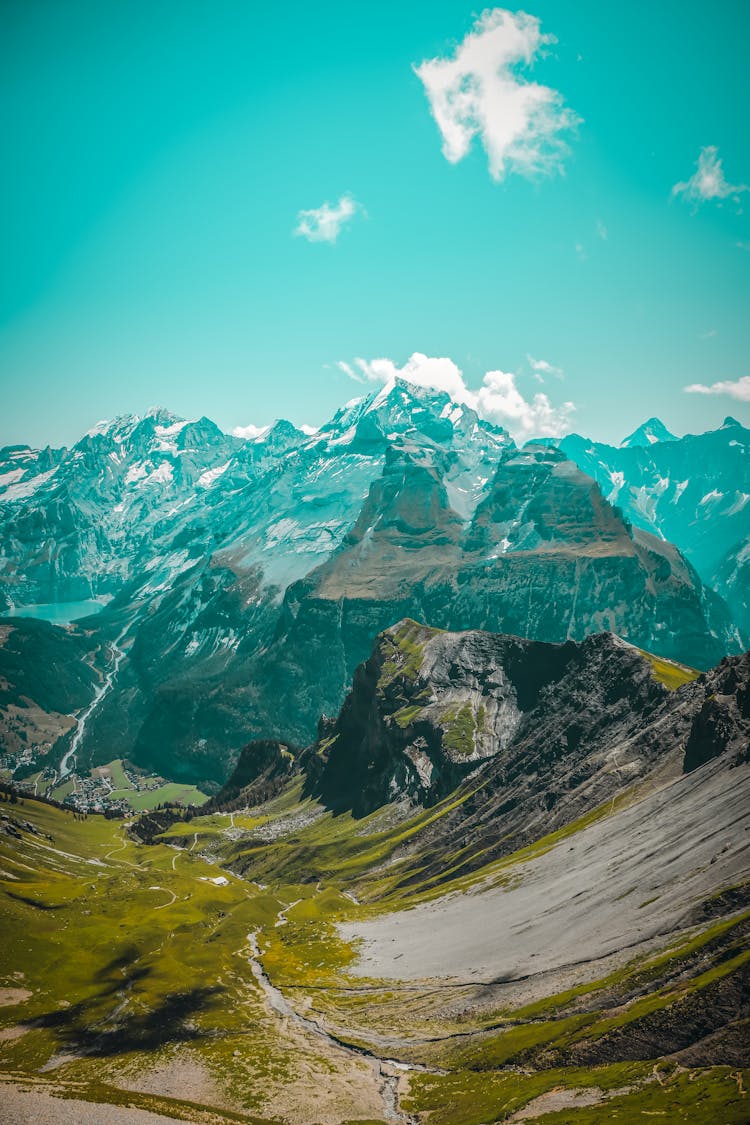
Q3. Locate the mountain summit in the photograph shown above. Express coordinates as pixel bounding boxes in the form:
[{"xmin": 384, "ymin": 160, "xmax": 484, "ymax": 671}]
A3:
[{"xmin": 620, "ymin": 417, "xmax": 677, "ymax": 448}]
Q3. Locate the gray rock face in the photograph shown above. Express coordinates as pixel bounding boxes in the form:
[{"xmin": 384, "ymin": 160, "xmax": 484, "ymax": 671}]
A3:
[{"xmin": 303, "ymin": 621, "xmax": 749, "ymax": 840}]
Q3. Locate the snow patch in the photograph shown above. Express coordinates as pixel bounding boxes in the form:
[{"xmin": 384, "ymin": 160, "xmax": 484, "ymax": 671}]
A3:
[
  {"xmin": 145, "ymin": 462, "xmax": 174, "ymax": 486},
  {"xmin": 125, "ymin": 462, "xmax": 148, "ymax": 484},
  {"xmin": 155, "ymin": 420, "xmax": 190, "ymax": 439},
  {"xmin": 198, "ymin": 461, "xmax": 230, "ymax": 488},
  {"xmin": 0, "ymin": 468, "xmax": 24, "ymax": 490},
  {"xmin": 0, "ymin": 468, "xmax": 57, "ymax": 501},
  {"xmin": 607, "ymin": 470, "xmax": 625, "ymax": 502},
  {"xmin": 726, "ymin": 492, "xmax": 750, "ymax": 516}
]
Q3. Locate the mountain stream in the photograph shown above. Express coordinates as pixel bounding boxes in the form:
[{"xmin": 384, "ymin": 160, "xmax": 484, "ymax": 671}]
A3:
[
  {"xmin": 246, "ymin": 930, "xmax": 417, "ymax": 1123},
  {"xmin": 60, "ymin": 627, "xmax": 129, "ymax": 779}
]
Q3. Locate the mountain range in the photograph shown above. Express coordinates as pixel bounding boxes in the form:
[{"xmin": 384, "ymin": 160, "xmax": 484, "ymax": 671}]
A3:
[{"xmin": 0, "ymin": 382, "xmax": 747, "ymax": 785}]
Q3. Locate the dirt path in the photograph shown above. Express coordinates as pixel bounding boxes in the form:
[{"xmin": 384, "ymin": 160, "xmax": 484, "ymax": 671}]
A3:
[{"xmin": 148, "ymin": 886, "xmax": 178, "ymax": 909}]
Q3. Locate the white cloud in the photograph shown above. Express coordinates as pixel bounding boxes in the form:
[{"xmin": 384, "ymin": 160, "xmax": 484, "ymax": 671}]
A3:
[
  {"xmin": 414, "ymin": 8, "xmax": 580, "ymax": 182},
  {"xmin": 337, "ymin": 351, "xmax": 575, "ymax": 440},
  {"xmin": 698, "ymin": 329, "xmax": 717, "ymax": 341},
  {"xmin": 672, "ymin": 146, "xmax": 747, "ymax": 208},
  {"xmin": 684, "ymin": 375, "xmax": 750, "ymax": 402},
  {"xmin": 737, "ymin": 241, "xmax": 750, "ymax": 252},
  {"xmin": 232, "ymin": 423, "xmax": 269, "ymax": 439},
  {"xmin": 596, "ymin": 218, "xmax": 608, "ymax": 240},
  {"xmin": 300, "ymin": 424, "xmax": 319, "ymax": 435},
  {"xmin": 476, "ymin": 369, "xmax": 575, "ymax": 438},
  {"xmin": 337, "ymin": 353, "xmax": 469, "ymax": 401},
  {"xmin": 294, "ymin": 194, "xmax": 362, "ymax": 243},
  {"xmin": 526, "ymin": 354, "xmax": 564, "ymax": 380}
]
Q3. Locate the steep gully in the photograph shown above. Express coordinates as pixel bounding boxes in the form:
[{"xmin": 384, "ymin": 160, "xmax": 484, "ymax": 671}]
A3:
[{"xmin": 60, "ymin": 626, "xmax": 129, "ymax": 778}]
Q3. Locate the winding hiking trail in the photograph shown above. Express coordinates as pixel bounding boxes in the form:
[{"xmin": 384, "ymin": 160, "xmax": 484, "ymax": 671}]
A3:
[
  {"xmin": 149, "ymin": 886, "xmax": 178, "ymax": 909},
  {"xmin": 60, "ymin": 627, "xmax": 129, "ymax": 778}
]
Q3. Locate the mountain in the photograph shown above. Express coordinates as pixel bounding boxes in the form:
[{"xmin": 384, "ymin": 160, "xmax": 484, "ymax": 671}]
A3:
[
  {"xmin": 220, "ymin": 620, "xmax": 748, "ymax": 842},
  {"xmin": 0, "ymin": 383, "xmax": 742, "ymax": 784},
  {"xmin": 559, "ymin": 415, "xmax": 750, "ymax": 637},
  {"xmin": 620, "ymin": 416, "xmax": 677, "ymax": 448},
  {"xmin": 0, "ymin": 409, "xmax": 249, "ymax": 608}
]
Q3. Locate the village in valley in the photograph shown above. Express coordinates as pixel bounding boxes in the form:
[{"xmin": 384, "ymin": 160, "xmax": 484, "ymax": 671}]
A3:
[{"xmin": 0, "ymin": 749, "xmax": 209, "ymax": 816}]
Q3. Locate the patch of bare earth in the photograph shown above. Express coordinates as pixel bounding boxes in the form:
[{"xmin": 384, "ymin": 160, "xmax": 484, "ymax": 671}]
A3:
[
  {"xmin": 116, "ymin": 1051, "xmax": 236, "ymax": 1114},
  {"xmin": 0, "ymin": 988, "xmax": 32, "ymax": 1006},
  {"xmin": 0, "ymin": 1080, "xmax": 181, "ymax": 1124},
  {"xmin": 507, "ymin": 1085, "xmax": 631, "ymax": 1121}
]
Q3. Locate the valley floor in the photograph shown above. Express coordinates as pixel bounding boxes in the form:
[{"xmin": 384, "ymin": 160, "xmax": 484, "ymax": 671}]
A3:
[{"xmin": 1, "ymin": 761, "xmax": 749, "ymax": 1124}]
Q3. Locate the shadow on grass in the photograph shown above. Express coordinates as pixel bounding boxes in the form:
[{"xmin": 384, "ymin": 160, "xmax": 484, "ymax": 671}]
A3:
[
  {"xmin": 29, "ymin": 946, "xmax": 225, "ymax": 1057},
  {"xmin": 5, "ymin": 890, "xmax": 66, "ymax": 911}
]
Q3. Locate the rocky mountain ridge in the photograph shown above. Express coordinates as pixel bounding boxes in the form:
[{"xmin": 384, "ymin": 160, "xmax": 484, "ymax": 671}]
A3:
[
  {"xmin": 0, "ymin": 383, "xmax": 745, "ymax": 783},
  {"xmin": 558, "ymin": 414, "xmax": 750, "ymax": 636},
  {"xmin": 220, "ymin": 620, "xmax": 749, "ymax": 885}
]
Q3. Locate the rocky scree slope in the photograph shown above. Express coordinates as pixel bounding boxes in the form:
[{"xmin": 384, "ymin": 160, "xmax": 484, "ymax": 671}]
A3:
[{"xmin": 0, "ymin": 385, "xmax": 742, "ymax": 783}]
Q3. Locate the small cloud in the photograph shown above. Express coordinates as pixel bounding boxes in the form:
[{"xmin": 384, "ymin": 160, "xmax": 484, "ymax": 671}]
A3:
[
  {"xmin": 526, "ymin": 354, "xmax": 564, "ymax": 381},
  {"xmin": 698, "ymin": 329, "xmax": 717, "ymax": 341},
  {"xmin": 477, "ymin": 369, "xmax": 575, "ymax": 438},
  {"xmin": 575, "ymin": 242, "xmax": 587, "ymax": 261},
  {"xmin": 336, "ymin": 351, "xmax": 575, "ymax": 440},
  {"xmin": 337, "ymin": 360, "xmax": 364, "ymax": 383},
  {"xmin": 413, "ymin": 8, "xmax": 580, "ymax": 182},
  {"xmin": 294, "ymin": 194, "xmax": 363, "ymax": 243},
  {"xmin": 300, "ymin": 424, "xmax": 319, "ymax": 436},
  {"xmin": 233, "ymin": 423, "xmax": 269, "ymax": 439},
  {"xmin": 684, "ymin": 375, "xmax": 750, "ymax": 402},
  {"xmin": 672, "ymin": 146, "xmax": 747, "ymax": 209},
  {"xmin": 737, "ymin": 241, "xmax": 750, "ymax": 251},
  {"xmin": 595, "ymin": 218, "xmax": 608, "ymax": 240}
]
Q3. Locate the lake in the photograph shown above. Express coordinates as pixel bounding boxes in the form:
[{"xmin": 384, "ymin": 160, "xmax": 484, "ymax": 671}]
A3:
[{"xmin": 3, "ymin": 600, "xmax": 107, "ymax": 625}]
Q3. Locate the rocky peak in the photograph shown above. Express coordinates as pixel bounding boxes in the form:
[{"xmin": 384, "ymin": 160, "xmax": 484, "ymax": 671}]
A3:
[
  {"xmin": 620, "ymin": 417, "xmax": 677, "ymax": 448},
  {"xmin": 343, "ymin": 445, "xmax": 464, "ymax": 550},
  {"xmin": 305, "ymin": 621, "xmax": 674, "ymax": 816},
  {"xmin": 465, "ymin": 444, "xmax": 630, "ymax": 554},
  {"xmin": 318, "ymin": 377, "xmax": 506, "ymax": 454},
  {"xmin": 683, "ymin": 651, "xmax": 750, "ymax": 773}
]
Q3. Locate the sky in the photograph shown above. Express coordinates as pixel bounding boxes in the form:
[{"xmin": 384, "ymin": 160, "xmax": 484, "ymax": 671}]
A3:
[{"xmin": 1, "ymin": 0, "xmax": 749, "ymax": 448}]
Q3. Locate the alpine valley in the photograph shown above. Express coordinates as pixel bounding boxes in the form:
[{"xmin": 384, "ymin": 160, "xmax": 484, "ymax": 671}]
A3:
[{"xmin": 1, "ymin": 382, "xmax": 749, "ymax": 1124}]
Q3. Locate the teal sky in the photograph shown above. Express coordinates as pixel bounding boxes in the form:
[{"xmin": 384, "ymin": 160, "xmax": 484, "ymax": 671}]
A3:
[{"xmin": 1, "ymin": 0, "xmax": 749, "ymax": 448}]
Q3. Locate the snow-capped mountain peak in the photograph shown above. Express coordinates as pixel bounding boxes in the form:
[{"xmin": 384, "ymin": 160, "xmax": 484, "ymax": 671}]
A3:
[{"xmin": 620, "ymin": 417, "xmax": 677, "ymax": 448}]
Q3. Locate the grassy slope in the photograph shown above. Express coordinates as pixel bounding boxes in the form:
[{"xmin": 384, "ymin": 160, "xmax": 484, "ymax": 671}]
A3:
[
  {"xmin": 108, "ymin": 782, "xmax": 209, "ymax": 811},
  {"xmin": 638, "ymin": 649, "xmax": 700, "ymax": 690},
  {"xmin": 0, "ymin": 799, "xmax": 383, "ymax": 1123},
  {"xmin": 1, "ymin": 784, "xmax": 748, "ymax": 1123}
]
